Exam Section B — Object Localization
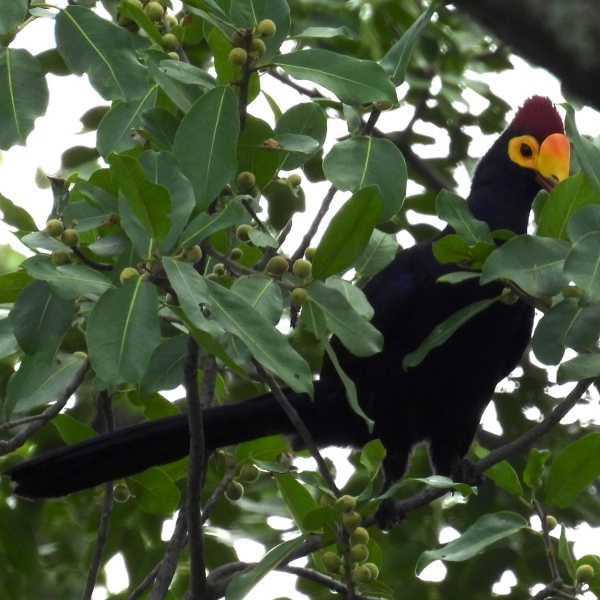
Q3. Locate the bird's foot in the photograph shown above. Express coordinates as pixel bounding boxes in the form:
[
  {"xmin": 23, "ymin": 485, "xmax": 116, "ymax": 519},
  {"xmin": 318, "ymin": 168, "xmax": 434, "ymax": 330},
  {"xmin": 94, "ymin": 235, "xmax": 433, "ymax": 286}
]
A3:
[{"xmin": 452, "ymin": 458, "xmax": 484, "ymax": 487}]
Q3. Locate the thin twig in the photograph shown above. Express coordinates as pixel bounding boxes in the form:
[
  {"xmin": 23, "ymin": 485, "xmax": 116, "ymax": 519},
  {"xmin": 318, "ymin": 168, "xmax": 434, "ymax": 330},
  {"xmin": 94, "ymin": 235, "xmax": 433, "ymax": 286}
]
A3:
[
  {"xmin": 361, "ymin": 106, "xmax": 381, "ymax": 136},
  {"xmin": 252, "ymin": 218, "xmax": 294, "ymax": 272},
  {"xmin": 268, "ymin": 69, "xmax": 324, "ymax": 99},
  {"xmin": 82, "ymin": 391, "xmax": 115, "ymax": 600},
  {"xmin": 201, "ymin": 462, "xmax": 236, "ymax": 524},
  {"xmin": 185, "ymin": 339, "xmax": 209, "ymax": 597},
  {"xmin": 291, "ymin": 185, "xmax": 337, "ymax": 262},
  {"xmin": 0, "ymin": 359, "xmax": 91, "ymax": 455},
  {"xmin": 148, "ymin": 505, "xmax": 190, "ymax": 600},
  {"xmin": 533, "ymin": 499, "xmax": 561, "ymax": 582},
  {"xmin": 253, "ymin": 362, "xmax": 339, "ymax": 495},
  {"xmin": 71, "ymin": 245, "xmax": 114, "ymax": 271}
]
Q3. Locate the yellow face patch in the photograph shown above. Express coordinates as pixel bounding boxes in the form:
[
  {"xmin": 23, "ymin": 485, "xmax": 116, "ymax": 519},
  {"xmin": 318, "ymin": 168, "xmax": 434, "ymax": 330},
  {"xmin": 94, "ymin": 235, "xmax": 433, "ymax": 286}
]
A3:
[{"xmin": 508, "ymin": 133, "xmax": 570, "ymax": 185}]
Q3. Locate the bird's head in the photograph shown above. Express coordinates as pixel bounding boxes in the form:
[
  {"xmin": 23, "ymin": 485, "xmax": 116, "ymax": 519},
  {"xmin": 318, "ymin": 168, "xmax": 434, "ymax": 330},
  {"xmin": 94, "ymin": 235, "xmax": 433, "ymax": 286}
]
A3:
[
  {"xmin": 469, "ymin": 95, "xmax": 570, "ymax": 232},
  {"xmin": 507, "ymin": 95, "xmax": 570, "ymax": 191}
]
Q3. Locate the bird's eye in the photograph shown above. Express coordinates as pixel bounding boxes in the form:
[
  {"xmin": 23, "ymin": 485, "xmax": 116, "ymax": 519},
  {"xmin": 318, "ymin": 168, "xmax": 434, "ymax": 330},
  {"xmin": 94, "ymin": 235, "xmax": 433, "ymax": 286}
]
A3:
[{"xmin": 520, "ymin": 143, "xmax": 533, "ymax": 158}]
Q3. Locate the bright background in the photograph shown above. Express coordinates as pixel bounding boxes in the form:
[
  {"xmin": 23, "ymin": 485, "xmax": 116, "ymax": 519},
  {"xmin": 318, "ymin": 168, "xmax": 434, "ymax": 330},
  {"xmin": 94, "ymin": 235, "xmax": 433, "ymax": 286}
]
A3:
[{"xmin": 2, "ymin": 2, "xmax": 600, "ymax": 599}]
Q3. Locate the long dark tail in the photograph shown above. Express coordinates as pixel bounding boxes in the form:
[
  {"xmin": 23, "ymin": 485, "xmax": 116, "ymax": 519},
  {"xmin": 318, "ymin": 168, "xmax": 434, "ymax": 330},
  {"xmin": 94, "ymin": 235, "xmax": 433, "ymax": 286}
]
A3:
[{"xmin": 5, "ymin": 389, "xmax": 323, "ymax": 500}]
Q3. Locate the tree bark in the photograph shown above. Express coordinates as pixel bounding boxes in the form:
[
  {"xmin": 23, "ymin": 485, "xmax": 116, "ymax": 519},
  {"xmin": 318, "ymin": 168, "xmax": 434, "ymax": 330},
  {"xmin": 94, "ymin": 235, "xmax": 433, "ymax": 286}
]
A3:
[{"xmin": 453, "ymin": 0, "xmax": 600, "ymax": 112}]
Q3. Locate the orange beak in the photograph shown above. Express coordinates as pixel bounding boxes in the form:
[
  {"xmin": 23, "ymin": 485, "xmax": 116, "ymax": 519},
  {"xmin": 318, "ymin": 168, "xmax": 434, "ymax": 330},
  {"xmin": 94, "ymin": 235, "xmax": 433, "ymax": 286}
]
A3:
[{"xmin": 536, "ymin": 133, "xmax": 570, "ymax": 191}]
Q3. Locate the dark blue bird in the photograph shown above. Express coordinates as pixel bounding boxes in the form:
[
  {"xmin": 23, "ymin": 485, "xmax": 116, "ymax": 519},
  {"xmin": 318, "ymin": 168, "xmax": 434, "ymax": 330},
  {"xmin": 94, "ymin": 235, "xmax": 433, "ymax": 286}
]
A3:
[{"xmin": 5, "ymin": 96, "xmax": 570, "ymax": 500}]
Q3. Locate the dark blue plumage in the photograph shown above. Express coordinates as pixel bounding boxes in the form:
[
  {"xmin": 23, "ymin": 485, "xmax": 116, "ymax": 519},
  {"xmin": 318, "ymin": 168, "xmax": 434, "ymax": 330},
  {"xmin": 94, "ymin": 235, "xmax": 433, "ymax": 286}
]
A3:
[{"xmin": 5, "ymin": 97, "xmax": 568, "ymax": 500}]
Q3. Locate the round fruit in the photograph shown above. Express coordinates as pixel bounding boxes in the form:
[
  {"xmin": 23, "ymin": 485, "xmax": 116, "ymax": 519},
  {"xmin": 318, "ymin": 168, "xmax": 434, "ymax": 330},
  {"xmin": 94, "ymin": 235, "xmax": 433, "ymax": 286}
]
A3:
[
  {"xmin": 250, "ymin": 37, "xmax": 266, "ymax": 57},
  {"xmin": 363, "ymin": 563, "xmax": 379, "ymax": 579},
  {"xmin": 322, "ymin": 551, "xmax": 341, "ymax": 573},
  {"xmin": 287, "ymin": 173, "xmax": 302, "ymax": 187},
  {"xmin": 320, "ymin": 493, "xmax": 336, "ymax": 507},
  {"xmin": 236, "ymin": 171, "xmax": 256, "ymax": 191},
  {"xmin": 225, "ymin": 480, "xmax": 244, "ymax": 501},
  {"xmin": 119, "ymin": 267, "xmax": 139, "ymax": 284},
  {"xmin": 165, "ymin": 14, "xmax": 178, "ymax": 27},
  {"xmin": 167, "ymin": 51, "xmax": 179, "ymax": 60},
  {"xmin": 350, "ymin": 544, "xmax": 369, "ymax": 563},
  {"xmin": 545, "ymin": 515, "xmax": 558, "ymax": 530},
  {"xmin": 165, "ymin": 293, "xmax": 178, "ymax": 306},
  {"xmin": 304, "ymin": 247, "xmax": 317, "ymax": 261},
  {"xmin": 256, "ymin": 19, "xmax": 276, "ymax": 37},
  {"xmin": 51, "ymin": 250, "xmax": 71, "ymax": 266},
  {"xmin": 162, "ymin": 33, "xmax": 179, "ymax": 51},
  {"xmin": 374, "ymin": 100, "xmax": 394, "ymax": 111},
  {"xmin": 113, "ymin": 482, "xmax": 131, "ymax": 502},
  {"xmin": 73, "ymin": 351, "xmax": 88, "ymax": 360},
  {"xmin": 182, "ymin": 245, "xmax": 202, "ymax": 263},
  {"xmin": 562, "ymin": 285, "xmax": 582, "ymax": 298},
  {"xmin": 292, "ymin": 259, "xmax": 312, "ymax": 279},
  {"xmin": 351, "ymin": 527, "xmax": 369, "ymax": 546},
  {"xmin": 229, "ymin": 47, "xmax": 248, "ymax": 65},
  {"xmin": 144, "ymin": 1, "xmax": 164, "ymax": 21},
  {"xmin": 60, "ymin": 228, "xmax": 79, "ymax": 247},
  {"xmin": 499, "ymin": 287, "xmax": 519, "ymax": 305},
  {"xmin": 576, "ymin": 564, "xmax": 595, "ymax": 584},
  {"xmin": 337, "ymin": 494, "xmax": 357, "ymax": 512},
  {"xmin": 236, "ymin": 224, "xmax": 253, "ymax": 242},
  {"xmin": 206, "ymin": 273, "xmax": 220, "ymax": 282},
  {"xmin": 342, "ymin": 511, "xmax": 361, "ymax": 533},
  {"xmin": 290, "ymin": 288, "xmax": 308, "ymax": 306},
  {"xmin": 126, "ymin": 0, "xmax": 144, "ymax": 8},
  {"xmin": 213, "ymin": 263, "xmax": 227, "ymax": 277},
  {"xmin": 230, "ymin": 248, "xmax": 244, "ymax": 260},
  {"xmin": 266, "ymin": 255, "xmax": 289, "ymax": 276},
  {"xmin": 231, "ymin": 29, "xmax": 245, "ymax": 47},
  {"xmin": 353, "ymin": 565, "xmax": 372, "ymax": 583},
  {"xmin": 46, "ymin": 219, "xmax": 65, "ymax": 237},
  {"xmin": 239, "ymin": 463, "xmax": 260, "ymax": 482}
]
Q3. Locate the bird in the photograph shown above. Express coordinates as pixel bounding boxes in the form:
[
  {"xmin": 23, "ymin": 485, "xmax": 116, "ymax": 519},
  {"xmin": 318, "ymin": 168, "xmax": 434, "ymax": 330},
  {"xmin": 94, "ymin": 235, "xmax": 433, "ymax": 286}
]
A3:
[{"xmin": 5, "ymin": 96, "xmax": 570, "ymax": 503}]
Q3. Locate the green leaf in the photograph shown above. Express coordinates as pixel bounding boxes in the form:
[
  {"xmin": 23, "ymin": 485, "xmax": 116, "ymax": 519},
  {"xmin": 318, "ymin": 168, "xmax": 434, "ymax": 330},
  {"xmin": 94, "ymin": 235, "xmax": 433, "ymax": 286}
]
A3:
[
  {"xmin": 564, "ymin": 232, "xmax": 600, "ymax": 302},
  {"xmin": 312, "ymin": 185, "xmax": 383, "ymax": 280},
  {"xmin": 87, "ymin": 278, "xmax": 161, "ymax": 388},
  {"xmin": 141, "ymin": 107, "xmax": 180, "ymax": 151},
  {"xmin": 293, "ymin": 26, "xmax": 353, "ymax": 40},
  {"xmin": 307, "ymin": 280, "xmax": 383, "ymax": 358},
  {"xmin": 178, "ymin": 200, "xmax": 245, "ymax": 248},
  {"xmin": 163, "ymin": 258, "xmax": 313, "ymax": 394},
  {"xmin": 559, "ymin": 525, "xmax": 577, "ymax": 579},
  {"xmin": 436, "ymin": 190, "xmax": 492, "ymax": 244},
  {"xmin": 21, "ymin": 255, "xmax": 114, "ymax": 300},
  {"xmin": 354, "ymin": 228, "xmax": 398, "ymax": 278},
  {"xmin": 557, "ymin": 354, "xmax": 600, "ymax": 384},
  {"xmin": 274, "ymin": 473, "xmax": 319, "ymax": 533},
  {"xmin": 141, "ymin": 335, "xmax": 187, "ymax": 394},
  {"xmin": 51, "ymin": 414, "xmax": 96, "ymax": 444},
  {"xmin": 0, "ymin": 318, "xmax": 19, "ymax": 360},
  {"xmin": 9, "ymin": 280, "xmax": 76, "ymax": 355},
  {"xmin": 326, "ymin": 277, "xmax": 374, "ymax": 320},
  {"xmin": 275, "ymin": 102, "xmax": 327, "ymax": 170},
  {"xmin": 473, "ymin": 445, "xmax": 523, "ymax": 497},
  {"xmin": 0, "ymin": 0, "xmax": 28, "ymax": 37},
  {"xmin": 128, "ymin": 467, "xmax": 181, "ymax": 514},
  {"xmin": 568, "ymin": 204, "xmax": 600, "ymax": 243},
  {"xmin": 537, "ymin": 172, "xmax": 600, "ymax": 240},
  {"xmin": 108, "ymin": 153, "xmax": 172, "ymax": 258},
  {"xmin": 564, "ymin": 104, "xmax": 600, "ymax": 198},
  {"xmin": 0, "ymin": 48, "xmax": 49, "ymax": 149},
  {"xmin": 546, "ymin": 433, "xmax": 600, "ymax": 508},
  {"xmin": 523, "ymin": 447, "xmax": 551, "ymax": 490},
  {"xmin": 230, "ymin": 275, "xmax": 283, "ymax": 326},
  {"xmin": 531, "ymin": 299, "xmax": 600, "ymax": 365},
  {"xmin": 144, "ymin": 49, "xmax": 206, "ymax": 113},
  {"xmin": 275, "ymin": 50, "xmax": 397, "ymax": 106},
  {"xmin": 415, "ymin": 512, "xmax": 528, "ymax": 575},
  {"xmin": 437, "ymin": 271, "xmax": 481, "ymax": 284},
  {"xmin": 0, "ymin": 192, "xmax": 38, "ymax": 231},
  {"xmin": 480, "ymin": 235, "xmax": 570, "ymax": 297},
  {"xmin": 225, "ymin": 535, "xmax": 308, "ymax": 600},
  {"xmin": 96, "ymin": 88, "xmax": 158, "ymax": 157},
  {"xmin": 138, "ymin": 150, "xmax": 196, "ymax": 255},
  {"xmin": 55, "ymin": 6, "xmax": 148, "ymax": 102},
  {"xmin": 173, "ymin": 85, "xmax": 239, "ymax": 210},
  {"xmin": 0, "ymin": 270, "xmax": 33, "ymax": 303},
  {"xmin": 403, "ymin": 298, "xmax": 496, "ymax": 369},
  {"xmin": 235, "ymin": 115, "xmax": 279, "ymax": 190},
  {"xmin": 5, "ymin": 351, "xmax": 85, "ymax": 417},
  {"xmin": 324, "ymin": 137, "xmax": 406, "ymax": 222},
  {"xmin": 379, "ymin": 1, "xmax": 440, "ymax": 86},
  {"xmin": 432, "ymin": 235, "xmax": 495, "ymax": 270}
]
